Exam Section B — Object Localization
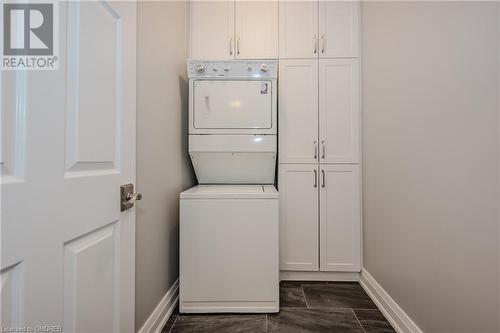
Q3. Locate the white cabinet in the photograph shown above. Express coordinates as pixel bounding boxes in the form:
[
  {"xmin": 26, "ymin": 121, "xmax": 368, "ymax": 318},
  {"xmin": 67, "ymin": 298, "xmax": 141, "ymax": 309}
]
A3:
[
  {"xmin": 278, "ymin": 0, "xmax": 359, "ymax": 59},
  {"xmin": 319, "ymin": 1, "xmax": 360, "ymax": 58},
  {"xmin": 278, "ymin": 59, "xmax": 318, "ymax": 164},
  {"xmin": 235, "ymin": 1, "xmax": 278, "ymax": 59},
  {"xmin": 319, "ymin": 58, "xmax": 360, "ymax": 163},
  {"xmin": 319, "ymin": 165, "xmax": 361, "ymax": 272},
  {"xmin": 278, "ymin": 1, "xmax": 319, "ymax": 58},
  {"xmin": 190, "ymin": 1, "xmax": 235, "ymax": 60},
  {"xmin": 190, "ymin": 1, "xmax": 278, "ymax": 60},
  {"xmin": 278, "ymin": 164, "xmax": 319, "ymax": 271}
]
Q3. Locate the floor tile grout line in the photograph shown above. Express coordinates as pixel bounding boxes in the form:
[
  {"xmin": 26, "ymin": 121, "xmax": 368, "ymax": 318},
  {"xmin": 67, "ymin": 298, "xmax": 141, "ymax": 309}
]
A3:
[
  {"xmin": 167, "ymin": 313, "xmax": 180, "ymax": 333},
  {"xmin": 265, "ymin": 313, "xmax": 268, "ymax": 333},
  {"xmin": 351, "ymin": 309, "xmax": 367, "ymax": 333},
  {"xmin": 301, "ymin": 284, "xmax": 311, "ymax": 309}
]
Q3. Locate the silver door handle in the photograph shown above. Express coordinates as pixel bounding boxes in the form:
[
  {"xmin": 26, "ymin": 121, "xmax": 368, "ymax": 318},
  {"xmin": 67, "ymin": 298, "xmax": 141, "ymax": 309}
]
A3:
[
  {"xmin": 322, "ymin": 140, "xmax": 325, "ymax": 159},
  {"xmin": 237, "ymin": 37, "xmax": 240, "ymax": 55},
  {"xmin": 321, "ymin": 34, "xmax": 325, "ymax": 54},
  {"xmin": 313, "ymin": 169, "xmax": 317, "ymax": 188},
  {"xmin": 321, "ymin": 170, "xmax": 326, "ymax": 188},
  {"xmin": 125, "ymin": 192, "xmax": 142, "ymax": 204},
  {"xmin": 121, "ymin": 184, "xmax": 142, "ymax": 211},
  {"xmin": 229, "ymin": 37, "xmax": 233, "ymax": 56},
  {"xmin": 314, "ymin": 141, "xmax": 318, "ymax": 160},
  {"xmin": 313, "ymin": 34, "xmax": 318, "ymax": 54}
]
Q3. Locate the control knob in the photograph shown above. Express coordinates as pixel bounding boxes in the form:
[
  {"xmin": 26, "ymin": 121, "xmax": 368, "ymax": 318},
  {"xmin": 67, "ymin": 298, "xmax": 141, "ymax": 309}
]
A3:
[
  {"xmin": 195, "ymin": 63, "xmax": 206, "ymax": 74},
  {"xmin": 260, "ymin": 64, "xmax": 269, "ymax": 73}
]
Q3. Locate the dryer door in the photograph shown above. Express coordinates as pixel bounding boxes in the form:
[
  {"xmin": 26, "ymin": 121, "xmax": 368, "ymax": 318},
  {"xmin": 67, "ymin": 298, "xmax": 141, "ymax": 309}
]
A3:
[{"xmin": 193, "ymin": 80, "xmax": 273, "ymax": 129}]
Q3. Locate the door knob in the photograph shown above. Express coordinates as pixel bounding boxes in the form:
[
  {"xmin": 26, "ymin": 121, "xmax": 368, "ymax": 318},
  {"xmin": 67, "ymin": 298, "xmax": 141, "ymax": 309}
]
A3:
[{"xmin": 121, "ymin": 184, "xmax": 143, "ymax": 211}]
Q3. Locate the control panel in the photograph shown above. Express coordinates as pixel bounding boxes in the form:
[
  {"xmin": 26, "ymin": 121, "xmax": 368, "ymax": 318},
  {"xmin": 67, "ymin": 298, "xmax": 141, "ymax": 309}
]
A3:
[{"xmin": 187, "ymin": 60, "xmax": 278, "ymax": 79}]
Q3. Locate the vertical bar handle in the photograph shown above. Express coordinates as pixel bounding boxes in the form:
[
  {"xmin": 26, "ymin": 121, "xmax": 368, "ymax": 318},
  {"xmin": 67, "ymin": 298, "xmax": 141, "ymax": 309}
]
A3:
[
  {"xmin": 313, "ymin": 169, "xmax": 317, "ymax": 188},
  {"xmin": 321, "ymin": 140, "xmax": 325, "ymax": 159},
  {"xmin": 314, "ymin": 141, "xmax": 318, "ymax": 160},
  {"xmin": 313, "ymin": 34, "xmax": 318, "ymax": 54},
  {"xmin": 237, "ymin": 37, "xmax": 240, "ymax": 55},
  {"xmin": 321, "ymin": 34, "xmax": 325, "ymax": 54},
  {"xmin": 229, "ymin": 37, "xmax": 233, "ymax": 56},
  {"xmin": 321, "ymin": 170, "xmax": 326, "ymax": 188}
]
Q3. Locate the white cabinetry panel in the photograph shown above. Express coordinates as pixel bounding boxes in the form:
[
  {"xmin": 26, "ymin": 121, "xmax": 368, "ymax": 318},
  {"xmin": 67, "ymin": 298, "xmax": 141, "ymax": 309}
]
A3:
[
  {"xmin": 279, "ymin": 164, "xmax": 319, "ymax": 271},
  {"xmin": 190, "ymin": 1, "xmax": 235, "ymax": 59},
  {"xmin": 279, "ymin": 1, "xmax": 318, "ymax": 58},
  {"xmin": 279, "ymin": 59, "xmax": 318, "ymax": 164},
  {"xmin": 235, "ymin": 1, "xmax": 278, "ymax": 59},
  {"xmin": 319, "ymin": 1, "xmax": 360, "ymax": 58},
  {"xmin": 319, "ymin": 58, "xmax": 360, "ymax": 163},
  {"xmin": 319, "ymin": 165, "xmax": 361, "ymax": 272}
]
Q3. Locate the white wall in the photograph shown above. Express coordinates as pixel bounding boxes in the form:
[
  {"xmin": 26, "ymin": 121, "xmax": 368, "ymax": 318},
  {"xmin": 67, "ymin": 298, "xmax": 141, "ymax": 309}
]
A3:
[
  {"xmin": 362, "ymin": 2, "xmax": 499, "ymax": 332},
  {"xmin": 136, "ymin": 1, "xmax": 195, "ymax": 330}
]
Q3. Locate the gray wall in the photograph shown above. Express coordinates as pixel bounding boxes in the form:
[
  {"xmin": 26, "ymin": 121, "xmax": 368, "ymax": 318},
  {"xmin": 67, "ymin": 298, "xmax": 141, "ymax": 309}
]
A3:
[
  {"xmin": 136, "ymin": 1, "xmax": 195, "ymax": 330},
  {"xmin": 361, "ymin": 2, "xmax": 499, "ymax": 332}
]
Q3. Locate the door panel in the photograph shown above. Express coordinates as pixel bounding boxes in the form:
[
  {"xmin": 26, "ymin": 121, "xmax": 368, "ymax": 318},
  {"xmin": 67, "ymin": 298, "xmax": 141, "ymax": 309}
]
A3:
[
  {"xmin": 319, "ymin": 165, "xmax": 361, "ymax": 272},
  {"xmin": 319, "ymin": 58, "xmax": 360, "ymax": 163},
  {"xmin": 319, "ymin": 1, "xmax": 359, "ymax": 58},
  {"xmin": 278, "ymin": 164, "xmax": 319, "ymax": 271},
  {"xmin": 235, "ymin": 1, "xmax": 278, "ymax": 59},
  {"xmin": 278, "ymin": 59, "xmax": 318, "ymax": 164},
  {"xmin": 279, "ymin": 1, "xmax": 318, "ymax": 58},
  {"xmin": 193, "ymin": 80, "xmax": 273, "ymax": 129},
  {"xmin": 1, "ymin": 2, "xmax": 136, "ymax": 331},
  {"xmin": 190, "ymin": 1, "xmax": 235, "ymax": 60}
]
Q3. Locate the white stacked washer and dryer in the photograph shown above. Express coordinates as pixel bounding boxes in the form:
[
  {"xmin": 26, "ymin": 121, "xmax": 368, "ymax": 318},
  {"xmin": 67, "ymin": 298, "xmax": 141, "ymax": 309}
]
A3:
[{"xmin": 179, "ymin": 60, "xmax": 279, "ymax": 313}]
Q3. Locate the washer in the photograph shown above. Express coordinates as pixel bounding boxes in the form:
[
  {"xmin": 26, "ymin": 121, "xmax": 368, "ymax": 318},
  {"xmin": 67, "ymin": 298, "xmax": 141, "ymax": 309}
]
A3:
[{"xmin": 180, "ymin": 185, "xmax": 279, "ymax": 313}]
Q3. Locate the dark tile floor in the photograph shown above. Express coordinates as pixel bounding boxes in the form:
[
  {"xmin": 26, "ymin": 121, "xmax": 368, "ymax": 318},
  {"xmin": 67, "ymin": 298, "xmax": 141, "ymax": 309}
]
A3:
[{"xmin": 162, "ymin": 281, "xmax": 396, "ymax": 333}]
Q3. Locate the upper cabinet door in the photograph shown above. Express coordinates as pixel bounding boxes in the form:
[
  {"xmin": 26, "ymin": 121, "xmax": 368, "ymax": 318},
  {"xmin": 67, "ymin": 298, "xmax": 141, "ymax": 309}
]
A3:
[
  {"xmin": 279, "ymin": 1, "xmax": 319, "ymax": 58},
  {"xmin": 279, "ymin": 59, "xmax": 319, "ymax": 164},
  {"xmin": 319, "ymin": 1, "xmax": 359, "ymax": 58},
  {"xmin": 190, "ymin": 1, "xmax": 235, "ymax": 60},
  {"xmin": 319, "ymin": 58, "xmax": 360, "ymax": 163},
  {"xmin": 319, "ymin": 165, "xmax": 361, "ymax": 272},
  {"xmin": 235, "ymin": 1, "xmax": 278, "ymax": 59}
]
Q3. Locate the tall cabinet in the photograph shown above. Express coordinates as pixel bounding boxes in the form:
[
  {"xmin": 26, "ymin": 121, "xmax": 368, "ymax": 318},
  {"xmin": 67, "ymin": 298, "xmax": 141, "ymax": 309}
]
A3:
[{"xmin": 278, "ymin": 1, "xmax": 361, "ymax": 275}]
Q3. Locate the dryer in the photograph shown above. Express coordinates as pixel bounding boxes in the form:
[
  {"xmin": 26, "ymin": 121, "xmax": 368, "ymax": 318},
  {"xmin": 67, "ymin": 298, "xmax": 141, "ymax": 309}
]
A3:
[{"xmin": 187, "ymin": 60, "xmax": 278, "ymax": 184}]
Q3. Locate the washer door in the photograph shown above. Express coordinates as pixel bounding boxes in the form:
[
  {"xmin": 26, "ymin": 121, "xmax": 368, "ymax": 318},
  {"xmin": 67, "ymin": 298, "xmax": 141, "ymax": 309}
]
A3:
[{"xmin": 193, "ymin": 80, "xmax": 272, "ymax": 129}]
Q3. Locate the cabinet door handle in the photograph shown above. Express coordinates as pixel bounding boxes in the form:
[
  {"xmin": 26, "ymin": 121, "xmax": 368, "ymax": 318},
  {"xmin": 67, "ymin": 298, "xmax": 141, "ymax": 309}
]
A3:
[
  {"xmin": 313, "ymin": 169, "xmax": 317, "ymax": 188},
  {"xmin": 314, "ymin": 141, "xmax": 318, "ymax": 160},
  {"xmin": 321, "ymin": 170, "xmax": 326, "ymax": 188},
  {"xmin": 321, "ymin": 140, "xmax": 325, "ymax": 159},
  {"xmin": 229, "ymin": 37, "xmax": 233, "ymax": 56},
  {"xmin": 313, "ymin": 34, "xmax": 318, "ymax": 54},
  {"xmin": 321, "ymin": 34, "xmax": 325, "ymax": 54},
  {"xmin": 237, "ymin": 37, "xmax": 240, "ymax": 55}
]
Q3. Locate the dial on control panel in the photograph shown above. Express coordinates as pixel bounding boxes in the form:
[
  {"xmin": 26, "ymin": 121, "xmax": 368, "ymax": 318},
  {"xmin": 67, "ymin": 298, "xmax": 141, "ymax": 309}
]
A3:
[{"xmin": 195, "ymin": 63, "xmax": 206, "ymax": 74}]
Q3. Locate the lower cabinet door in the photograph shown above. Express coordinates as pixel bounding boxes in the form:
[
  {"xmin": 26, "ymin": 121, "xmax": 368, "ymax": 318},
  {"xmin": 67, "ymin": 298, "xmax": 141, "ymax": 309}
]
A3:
[
  {"xmin": 278, "ymin": 164, "xmax": 319, "ymax": 271},
  {"xmin": 319, "ymin": 164, "xmax": 361, "ymax": 272}
]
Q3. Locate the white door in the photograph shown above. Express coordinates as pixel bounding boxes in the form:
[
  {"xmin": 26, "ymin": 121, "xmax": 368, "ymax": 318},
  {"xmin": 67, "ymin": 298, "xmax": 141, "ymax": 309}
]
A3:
[
  {"xmin": 278, "ymin": 164, "xmax": 319, "ymax": 271},
  {"xmin": 278, "ymin": 1, "xmax": 318, "ymax": 58},
  {"xmin": 319, "ymin": 165, "xmax": 361, "ymax": 272},
  {"xmin": 190, "ymin": 1, "xmax": 235, "ymax": 60},
  {"xmin": 193, "ymin": 80, "xmax": 273, "ymax": 129},
  {"xmin": 1, "ymin": 2, "xmax": 137, "ymax": 332},
  {"xmin": 235, "ymin": 1, "xmax": 278, "ymax": 59},
  {"xmin": 319, "ymin": 58, "xmax": 360, "ymax": 163},
  {"xmin": 278, "ymin": 59, "xmax": 319, "ymax": 164},
  {"xmin": 319, "ymin": 1, "xmax": 360, "ymax": 58}
]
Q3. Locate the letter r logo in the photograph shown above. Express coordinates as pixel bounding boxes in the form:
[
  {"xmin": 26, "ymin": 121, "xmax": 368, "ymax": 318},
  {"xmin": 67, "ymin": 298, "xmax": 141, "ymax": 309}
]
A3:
[{"xmin": 3, "ymin": 3, "xmax": 53, "ymax": 56}]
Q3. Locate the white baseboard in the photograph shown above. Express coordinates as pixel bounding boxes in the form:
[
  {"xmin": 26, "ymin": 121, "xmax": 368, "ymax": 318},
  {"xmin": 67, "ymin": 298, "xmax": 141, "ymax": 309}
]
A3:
[
  {"xmin": 138, "ymin": 279, "xmax": 179, "ymax": 333},
  {"xmin": 360, "ymin": 269, "xmax": 422, "ymax": 333},
  {"xmin": 280, "ymin": 271, "xmax": 359, "ymax": 281}
]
